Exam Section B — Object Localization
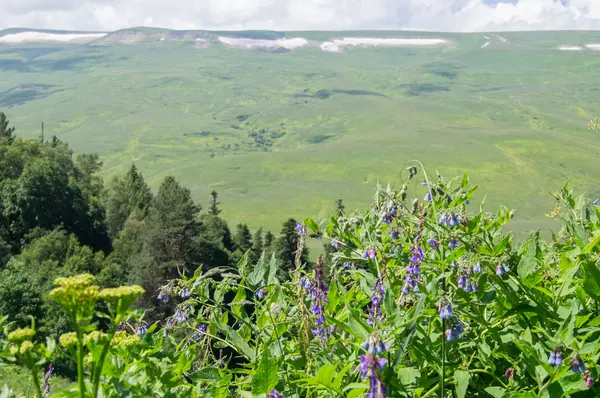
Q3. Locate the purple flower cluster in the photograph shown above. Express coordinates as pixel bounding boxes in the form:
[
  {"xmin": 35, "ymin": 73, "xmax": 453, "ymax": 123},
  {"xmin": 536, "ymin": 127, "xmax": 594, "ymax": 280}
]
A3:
[
  {"xmin": 295, "ymin": 222, "xmax": 306, "ymax": 236},
  {"xmin": 548, "ymin": 348, "xmax": 563, "ymax": 366},
  {"xmin": 570, "ymin": 354, "xmax": 586, "ymax": 373},
  {"xmin": 444, "ymin": 322, "xmax": 464, "ymax": 341},
  {"xmin": 174, "ymin": 304, "xmax": 192, "ymax": 323},
  {"xmin": 439, "ymin": 213, "xmax": 460, "ymax": 228},
  {"xmin": 357, "ymin": 354, "xmax": 387, "ymax": 398},
  {"xmin": 157, "ymin": 284, "xmax": 171, "ymax": 303},
  {"xmin": 135, "ymin": 321, "xmax": 148, "ymax": 336},
  {"xmin": 268, "ymin": 390, "xmax": 283, "ymax": 398},
  {"xmin": 362, "ymin": 249, "xmax": 377, "ymax": 260},
  {"xmin": 331, "ymin": 240, "xmax": 342, "ymax": 250},
  {"xmin": 368, "ymin": 275, "xmax": 385, "ymax": 326},
  {"xmin": 256, "ymin": 281, "xmax": 266, "ymax": 300},
  {"xmin": 180, "ymin": 287, "xmax": 190, "ymax": 299},
  {"xmin": 457, "ymin": 269, "xmax": 478, "ymax": 293},
  {"xmin": 438, "ymin": 301, "xmax": 454, "ymax": 320},
  {"xmin": 193, "ymin": 324, "xmax": 207, "ymax": 342},
  {"xmin": 305, "ymin": 256, "xmax": 329, "ymax": 338},
  {"xmin": 42, "ymin": 363, "xmax": 53, "ymax": 398},
  {"xmin": 496, "ymin": 263, "xmax": 510, "ymax": 276},
  {"xmin": 361, "ymin": 335, "xmax": 390, "ymax": 355},
  {"xmin": 402, "ymin": 216, "xmax": 425, "ymax": 295},
  {"xmin": 448, "ymin": 238, "xmax": 459, "ymax": 250},
  {"xmin": 504, "ymin": 368, "xmax": 515, "ymax": 379},
  {"xmin": 379, "ymin": 202, "xmax": 397, "ymax": 224}
]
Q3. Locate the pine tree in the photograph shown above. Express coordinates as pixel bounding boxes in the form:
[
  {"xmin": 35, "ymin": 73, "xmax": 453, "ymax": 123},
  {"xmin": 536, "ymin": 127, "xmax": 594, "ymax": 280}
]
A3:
[
  {"xmin": 264, "ymin": 231, "xmax": 274, "ymax": 248},
  {"xmin": 129, "ymin": 175, "xmax": 202, "ymax": 309},
  {"xmin": 105, "ymin": 164, "xmax": 153, "ymax": 238},
  {"xmin": 251, "ymin": 227, "xmax": 263, "ymax": 262},
  {"xmin": 233, "ymin": 223, "xmax": 252, "ymax": 252},
  {"xmin": 0, "ymin": 112, "xmax": 15, "ymax": 143},
  {"xmin": 209, "ymin": 190, "xmax": 222, "ymax": 215},
  {"xmin": 336, "ymin": 198, "xmax": 345, "ymax": 214},
  {"xmin": 275, "ymin": 218, "xmax": 309, "ymax": 276}
]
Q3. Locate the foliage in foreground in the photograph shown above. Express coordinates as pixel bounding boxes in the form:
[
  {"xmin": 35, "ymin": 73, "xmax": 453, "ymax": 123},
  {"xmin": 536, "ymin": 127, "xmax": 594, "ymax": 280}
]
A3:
[{"xmin": 3, "ymin": 167, "xmax": 600, "ymax": 397}]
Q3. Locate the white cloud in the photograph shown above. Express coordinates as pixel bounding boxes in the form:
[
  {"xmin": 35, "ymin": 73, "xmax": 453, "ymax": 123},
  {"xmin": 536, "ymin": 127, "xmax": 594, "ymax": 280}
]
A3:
[{"xmin": 1, "ymin": 0, "xmax": 600, "ymax": 32}]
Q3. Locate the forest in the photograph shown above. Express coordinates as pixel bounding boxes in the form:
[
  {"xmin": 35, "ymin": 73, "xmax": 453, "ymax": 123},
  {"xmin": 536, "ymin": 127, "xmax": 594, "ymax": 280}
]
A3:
[{"xmin": 1, "ymin": 111, "xmax": 600, "ymax": 397}]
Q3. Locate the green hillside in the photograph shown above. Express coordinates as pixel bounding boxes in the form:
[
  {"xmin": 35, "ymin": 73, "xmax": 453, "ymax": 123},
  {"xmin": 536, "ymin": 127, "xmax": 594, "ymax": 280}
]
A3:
[{"xmin": 2, "ymin": 28, "xmax": 600, "ymax": 234}]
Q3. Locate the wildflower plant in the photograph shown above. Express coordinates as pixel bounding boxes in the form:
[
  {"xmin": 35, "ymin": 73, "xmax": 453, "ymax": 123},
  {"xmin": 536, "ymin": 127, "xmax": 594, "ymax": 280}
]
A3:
[{"xmin": 4, "ymin": 166, "xmax": 600, "ymax": 397}]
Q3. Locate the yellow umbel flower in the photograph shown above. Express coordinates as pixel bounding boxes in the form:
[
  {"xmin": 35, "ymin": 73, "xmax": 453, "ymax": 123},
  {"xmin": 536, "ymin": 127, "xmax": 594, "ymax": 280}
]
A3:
[
  {"xmin": 111, "ymin": 331, "xmax": 140, "ymax": 347},
  {"xmin": 54, "ymin": 274, "xmax": 95, "ymax": 289},
  {"xmin": 84, "ymin": 331, "xmax": 109, "ymax": 345},
  {"xmin": 99, "ymin": 285, "xmax": 145, "ymax": 301},
  {"xmin": 7, "ymin": 328, "xmax": 35, "ymax": 343},
  {"xmin": 59, "ymin": 332, "xmax": 78, "ymax": 348},
  {"xmin": 19, "ymin": 341, "xmax": 34, "ymax": 355}
]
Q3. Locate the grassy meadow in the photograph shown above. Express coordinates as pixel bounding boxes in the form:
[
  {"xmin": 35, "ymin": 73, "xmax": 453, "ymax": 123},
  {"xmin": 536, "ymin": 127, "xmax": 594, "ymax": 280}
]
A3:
[{"xmin": 2, "ymin": 29, "xmax": 600, "ymax": 236}]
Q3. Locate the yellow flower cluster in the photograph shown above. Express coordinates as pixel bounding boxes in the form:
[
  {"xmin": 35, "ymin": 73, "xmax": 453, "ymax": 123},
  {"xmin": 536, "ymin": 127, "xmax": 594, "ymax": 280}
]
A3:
[
  {"xmin": 59, "ymin": 332, "xmax": 78, "ymax": 348},
  {"xmin": 54, "ymin": 274, "xmax": 96, "ymax": 289},
  {"xmin": 84, "ymin": 331, "xmax": 109, "ymax": 345},
  {"xmin": 7, "ymin": 328, "xmax": 35, "ymax": 343},
  {"xmin": 99, "ymin": 285, "xmax": 145, "ymax": 301},
  {"xmin": 111, "ymin": 331, "xmax": 140, "ymax": 347},
  {"xmin": 10, "ymin": 340, "xmax": 34, "ymax": 356}
]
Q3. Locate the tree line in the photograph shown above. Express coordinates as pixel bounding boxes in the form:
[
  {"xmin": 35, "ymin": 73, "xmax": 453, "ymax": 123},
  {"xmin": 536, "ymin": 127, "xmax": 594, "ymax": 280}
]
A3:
[{"xmin": 0, "ymin": 112, "xmax": 311, "ymax": 342}]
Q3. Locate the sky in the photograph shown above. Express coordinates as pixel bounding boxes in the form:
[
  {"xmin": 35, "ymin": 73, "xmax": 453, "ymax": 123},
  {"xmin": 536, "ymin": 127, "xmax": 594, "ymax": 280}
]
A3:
[{"xmin": 1, "ymin": 0, "xmax": 600, "ymax": 32}]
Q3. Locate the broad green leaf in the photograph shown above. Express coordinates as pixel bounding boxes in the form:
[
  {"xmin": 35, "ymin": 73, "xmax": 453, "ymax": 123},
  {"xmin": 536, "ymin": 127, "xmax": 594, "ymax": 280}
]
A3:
[
  {"xmin": 493, "ymin": 235, "xmax": 511, "ymax": 256},
  {"xmin": 583, "ymin": 263, "xmax": 600, "ymax": 301},
  {"xmin": 190, "ymin": 366, "xmax": 221, "ymax": 382},
  {"xmin": 252, "ymin": 347, "xmax": 278, "ymax": 395},
  {"xmin": 517, "ymin": 256, "xmax": 537, "ymax": 279},
  {"xmin": 398, "ymin": 367, "xmax": 420, "ymax": 387},
  {"xmin": 215, "ymin": 320, "xmax": 256, "ymax": 361},
  {"xmin": 454, "ymin": 370, "xmax": 471, "ymax": 398},
  {"xmin": 304, "ymin": 217, "xmax": 320, "ymax": 233},
  {"xmin": 582, "ymin": 232, "xmax": 600, "ymax": 254},
  {"xmin": 484, "ymin": 387, "xmax": 506, "ymax": 398}
]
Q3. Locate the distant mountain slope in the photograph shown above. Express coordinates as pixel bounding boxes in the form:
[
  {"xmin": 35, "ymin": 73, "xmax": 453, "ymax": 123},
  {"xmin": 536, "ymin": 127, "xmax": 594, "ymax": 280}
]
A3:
[{"xmin": 2, "ymin": 28, "xmax": 600, "ymax": 234}]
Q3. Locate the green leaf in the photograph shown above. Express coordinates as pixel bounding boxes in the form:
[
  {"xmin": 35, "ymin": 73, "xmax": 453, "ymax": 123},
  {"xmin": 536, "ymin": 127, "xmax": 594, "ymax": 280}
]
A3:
[
  {"xmin": 248, "ymin": 253, "xmax": 268, "ymax": 286},
  {"xmin": 398, "ymin": 367, "xmax": 420, "ymax": 387},
  {"xmin": 347, "ymin": 310, "xmax": 369, "ymax": 339},
  {"xmin": 267, "ymin": 253, "xmax": 279, "ymax": 286},
  {"xmin": 214, "ymin": 320, "xmax": 256, "ymax": 362},
  {"xmin": 583, "ymin": 263, "xmax": 600, "ymax": 301},
  {"xmin": 493, "ymin": 235, "xmax": 511, "ymax": 256},
  {"xmin": 190, "ymin": 366, "xmax": 221, "ymax": 382},
  {"xmin": 582, "ymin": 232, "xmax": 600, "ymax": 254},
  {"xmin": 252, "ymin": 347, "xmax": 278, "ymax": 395},
  {"xmin": 517, "ymin": 256, "xmax": 537, "ymax": 279},
  {"xmin": 304, "ymin": 217, "xmax": 320, "ymax": 234},
  {"xmin": 484, "ymin": 387, "xmax": 506, "ymax": 398},
  {"xmin": 461, "ymin": 172, "xmax": 469, "ymax": 188},
  {"xmin": 454, "ymin": 370, "xmax": 471, "ymax": 398}
]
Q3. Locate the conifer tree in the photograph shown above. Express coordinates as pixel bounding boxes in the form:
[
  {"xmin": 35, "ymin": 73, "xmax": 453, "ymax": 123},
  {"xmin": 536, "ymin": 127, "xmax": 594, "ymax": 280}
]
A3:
[
  {"xmin": 209, "ymin": 190, "xmax": 222, "ymax": 215},
  {"xmin": 0, "ymin": 112, "xmax": 15, "ymax": 143},
  {"xmin": 233, "ymin": 223, "xmax": 252, "ymax": 252}
]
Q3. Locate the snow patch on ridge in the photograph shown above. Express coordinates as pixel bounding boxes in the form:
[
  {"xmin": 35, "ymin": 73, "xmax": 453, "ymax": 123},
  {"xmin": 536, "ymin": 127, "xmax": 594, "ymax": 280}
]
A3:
[
  {"xmin": 217, "ymin": 37, "xmax": 308, "ymax": 50},
  {"xmin": 320, "ymin": 37, "xmax": 447, "ymax": 52},
  {"xmin": 558, "ymin": 45, "xmax": 583, "ymax": 51},
  {"xmin": 0, "ymin": 32, "xmax": 106, "ymax": 43}
]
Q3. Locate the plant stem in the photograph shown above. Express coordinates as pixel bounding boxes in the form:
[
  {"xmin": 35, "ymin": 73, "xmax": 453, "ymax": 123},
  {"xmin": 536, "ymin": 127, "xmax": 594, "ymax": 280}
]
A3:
[
  {"xmin": 75, "ymin": 326, "xmax": 86, "ymax": 398},
  {"xmin": 91, "ymin": 324, "xmax": 118, "ymax": 398},
  {"xmin": 27, "ymin": 356, "xmax": 43, "ymax": 398}
]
